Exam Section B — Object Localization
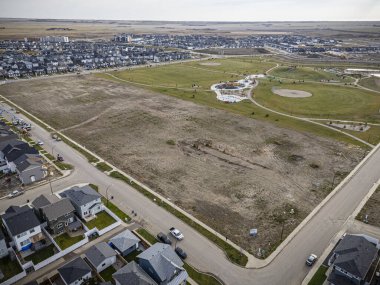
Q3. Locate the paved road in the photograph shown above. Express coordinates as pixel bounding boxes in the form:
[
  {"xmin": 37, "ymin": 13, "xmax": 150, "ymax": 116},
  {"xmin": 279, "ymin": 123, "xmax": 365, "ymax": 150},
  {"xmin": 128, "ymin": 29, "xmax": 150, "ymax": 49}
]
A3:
[{"xmin": 1, "ymin": 96, "xmax": 380, "ymax": 285}]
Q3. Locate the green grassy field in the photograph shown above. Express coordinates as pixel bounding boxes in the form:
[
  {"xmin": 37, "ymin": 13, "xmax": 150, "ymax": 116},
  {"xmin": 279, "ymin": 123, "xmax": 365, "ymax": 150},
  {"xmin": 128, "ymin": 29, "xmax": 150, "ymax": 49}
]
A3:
[
  {"xmin": 186, "ymin": 57, "xmax": 276, "ymax": 75},
  {"xmin": 359, "ymin": 76, "xmax": 380, "ymax": 92},
  {"xmin": 269, "ymin": 66, "xmax": 352, "ymax": 83},
  {"xmin": 254, "ymin": 80, "xmax": 380, "ymax": 123}
]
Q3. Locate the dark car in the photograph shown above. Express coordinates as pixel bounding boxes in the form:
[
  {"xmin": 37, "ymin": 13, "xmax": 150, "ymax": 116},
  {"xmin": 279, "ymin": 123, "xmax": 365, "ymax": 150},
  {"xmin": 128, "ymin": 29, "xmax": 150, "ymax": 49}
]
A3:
[
  {"xmin": 157, "ymin": 232, "xmax": 172, "ymax": 245},
  {"xmin": 175, "ymin": 247, "xmax": 187, "ymax": 260}
]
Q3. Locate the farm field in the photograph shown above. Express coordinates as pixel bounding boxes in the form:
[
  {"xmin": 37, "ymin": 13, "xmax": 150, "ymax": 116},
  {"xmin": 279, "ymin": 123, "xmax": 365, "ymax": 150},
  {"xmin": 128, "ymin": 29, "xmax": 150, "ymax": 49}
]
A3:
[
  {"xmin": 268, "ymin": 66, "xmax": 353, "ymax": 83},
  {"xmin": 253, "ymin": 80, "xmax": 380, "ymax": 123},
  {"xmin": 0, "ymin": 75, "xmax": 362, "ymax": 256}
]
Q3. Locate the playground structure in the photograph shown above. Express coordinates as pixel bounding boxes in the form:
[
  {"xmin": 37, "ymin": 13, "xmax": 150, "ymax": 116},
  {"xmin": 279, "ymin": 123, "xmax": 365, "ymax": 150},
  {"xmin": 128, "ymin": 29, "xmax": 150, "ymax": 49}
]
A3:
[{"xmin": 211, "ymin": 75, "xmax": 261, "ymax": 103}]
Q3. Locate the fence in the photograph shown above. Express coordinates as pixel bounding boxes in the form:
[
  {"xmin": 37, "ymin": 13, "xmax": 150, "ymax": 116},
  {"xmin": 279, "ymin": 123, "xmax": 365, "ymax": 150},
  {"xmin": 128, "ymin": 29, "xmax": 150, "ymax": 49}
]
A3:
[{"xmin": 0, "ymin": 248, "xmax": 27, "ymax": 285}]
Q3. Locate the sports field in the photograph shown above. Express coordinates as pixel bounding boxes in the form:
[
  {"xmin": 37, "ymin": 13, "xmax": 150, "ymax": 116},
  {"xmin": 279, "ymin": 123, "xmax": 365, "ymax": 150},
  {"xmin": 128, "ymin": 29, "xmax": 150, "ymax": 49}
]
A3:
[{"xmin": 254, "ymin": 80, "xmax": 380, "ymax": 123}]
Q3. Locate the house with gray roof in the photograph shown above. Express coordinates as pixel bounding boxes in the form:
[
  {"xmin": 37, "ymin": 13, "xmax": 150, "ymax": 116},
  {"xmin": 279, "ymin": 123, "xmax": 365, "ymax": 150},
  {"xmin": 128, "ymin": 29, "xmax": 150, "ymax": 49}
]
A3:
[
  {"xmin": 60, "ymin": 185, "xmax": 103, "ymax": 219},
  {"xmin": 113, "ymin": 261, "xmax": 157, "ymax": 285},
  {"xmin": 42, "ymin": 198, "xmax": 77, "ymax": 235},
  {"xmin": 85, "ymin": 242, "xmax": 116, "ymax": 273},
  {"xmin": 58, "ymin": 257, "xmax": 92, "ymax": 285},
  {"xmin": 14, "ymin": 153, "xmax": 47, "ymax": 185},
  {"xmin": 327, "ymin": 234, "xmax": 379, "ymax": 285},
  {"xmin": 1, "ymin": 205, "xmax": 43, "ymax": 251},
  {"xmin": 109, "ymin": 229, "xmax": 141, "ymax": 256},
  {"xmin": 137, "ymin": 243, "xmax": 188, "ymax": 285}
]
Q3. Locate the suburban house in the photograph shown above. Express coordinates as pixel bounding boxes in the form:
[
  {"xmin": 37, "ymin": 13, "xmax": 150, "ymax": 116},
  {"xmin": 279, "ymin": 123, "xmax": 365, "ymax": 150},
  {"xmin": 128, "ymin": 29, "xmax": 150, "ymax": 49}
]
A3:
[
  {"xmin": 1, "ymin": 205, "xmax": 43, "ymax": 251},
  {"xmin": 327, "ymin": 234, "xmax": 379, "ymax": 285},
  {"xmin": 14, "ymin": 153, "xmax": 47, "ymax": 185},
  {"xmin": 58, "ymin": 257, "xmax": 92, "ymax": 285},
  {"xmin": 113, "ymin": 261, "xmax": 157, "ymax": 285},
  {"xmin": 0, "ymin": 141, "xmax": 39, "ymax": 172},
  {"xmin": 137, "ymin": 243, "xmax": 188, "ymax": 285},
  {"xmin": 109, "ymin": 229, "xmax": 141, "ymax": 256},
  {"xmin": 60, "ymin": 185, "xmax": 103, "ymax": 219},
  {"xmin": 32, "ymin": 194, "xmax": 60, "ymax": 217},
  {"xmin": 0, "ymin": 229, "xmax": 8, "ymax": 258},
  {"xmin": 43, "ymin": 199, "xmax": 76, "ymax": 235},
  {"xmin": 85, "ymin": 242, "xmax": 116, "ymax": 273}
]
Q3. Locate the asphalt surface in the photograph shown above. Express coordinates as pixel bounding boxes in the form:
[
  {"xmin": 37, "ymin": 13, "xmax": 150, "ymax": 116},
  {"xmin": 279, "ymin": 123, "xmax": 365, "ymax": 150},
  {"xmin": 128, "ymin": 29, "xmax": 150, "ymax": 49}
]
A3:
[{"xmin": 1, "ymin": 97, "xmax": 380, "ymax": 285}]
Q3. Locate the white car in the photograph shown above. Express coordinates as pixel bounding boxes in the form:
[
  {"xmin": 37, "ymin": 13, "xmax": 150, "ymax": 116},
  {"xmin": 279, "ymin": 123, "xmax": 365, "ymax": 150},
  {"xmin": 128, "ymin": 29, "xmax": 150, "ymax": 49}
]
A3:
[
  {"xmin": 37, "ymin": 140, "xmax": 44, "ymax": 146},
  {"xmin": 9, "ymin": 190, "xmax": 24, "ymax": 199},
  {"xmin": 169, "ymin": 227, "xmax": 184, "ymax": 240},
  {"xmin": 306, "ymin": 254, "xmax": 318, "ymax": 266}
]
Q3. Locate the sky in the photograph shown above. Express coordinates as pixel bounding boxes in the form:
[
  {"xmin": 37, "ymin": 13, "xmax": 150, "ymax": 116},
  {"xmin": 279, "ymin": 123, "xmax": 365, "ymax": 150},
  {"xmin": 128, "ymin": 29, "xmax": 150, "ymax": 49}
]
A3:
[{"xmin": 0, "ymin": 0, "xmax": 379, "ymax": 21}]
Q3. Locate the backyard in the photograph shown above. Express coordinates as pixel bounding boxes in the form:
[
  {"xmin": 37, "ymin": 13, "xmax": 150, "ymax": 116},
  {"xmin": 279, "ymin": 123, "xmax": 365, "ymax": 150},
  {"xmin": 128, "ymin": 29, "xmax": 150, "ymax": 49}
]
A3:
[
  {"xmin": 0, "ymin": 255, "xmax": 23, "ymax": 282},
  {"xmin": 24, "ymin": 244, "xmax": 57, "ymax": 264},
  {"xmin": 84, "ymin": 211, "xmax": 116, "ymax": 230},
  {"xmin": 54, "ymin": 233, "xmax": 84, "ymax": 250}
]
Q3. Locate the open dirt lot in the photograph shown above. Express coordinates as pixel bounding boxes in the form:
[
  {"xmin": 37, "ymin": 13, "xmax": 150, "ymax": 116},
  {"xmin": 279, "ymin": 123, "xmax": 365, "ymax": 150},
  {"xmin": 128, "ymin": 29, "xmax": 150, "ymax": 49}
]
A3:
[
  {"xmin": 0, "ymin": 75, "xmax": 363, "ymax": 256},
  {"xmin": 357, "ymin": 186, "xmax": 380, "ymax": 227},
  {"xmin": 272, "ymin": 87, "xmax": 312, "ymax": 98}
]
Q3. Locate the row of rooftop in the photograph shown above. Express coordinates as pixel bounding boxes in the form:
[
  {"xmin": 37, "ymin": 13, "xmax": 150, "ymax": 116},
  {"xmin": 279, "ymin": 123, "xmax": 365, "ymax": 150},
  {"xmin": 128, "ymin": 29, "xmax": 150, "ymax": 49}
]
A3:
[
  {"xmin": 113, "ymin": 33, "xmax": 380, "ymax": 54},
  {"xmin": 0, "ymin": 38, "xmax": 191, "ymax": 79}
]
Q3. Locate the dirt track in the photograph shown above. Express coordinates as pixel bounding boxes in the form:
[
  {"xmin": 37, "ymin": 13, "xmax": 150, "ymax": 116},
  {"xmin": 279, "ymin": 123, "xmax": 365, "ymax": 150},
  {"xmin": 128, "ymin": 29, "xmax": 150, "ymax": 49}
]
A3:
[{"xmin": 0, "ymin": 75, "xmax": 362, "ymax": 256}]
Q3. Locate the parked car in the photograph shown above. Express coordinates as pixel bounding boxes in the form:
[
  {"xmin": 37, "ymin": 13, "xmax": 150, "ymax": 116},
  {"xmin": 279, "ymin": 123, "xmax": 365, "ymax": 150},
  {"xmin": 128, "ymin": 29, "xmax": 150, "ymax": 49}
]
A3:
[
  {"xmin": 175, "ymin": 247, "xmax": 187, "ymax": 259},
  {"xmin": 306, "ymin": 254, "xmax": 318, "ymax": 266},
  {"xmin": 57, "ymin": 154, "xmax": 64, "ymax": 162},
  {"xmin": 8, "ymin": 190, "xmax": 24, "ymax": 199},
  {"xmin": 37, "ymin": 140, "xmax": 44, "ymax": 146},
  {"xmin": 169, "ymin": 227, "xmax": 184, "ymax": 240},
  {"xmin": 157, "ymin": 232, "xmax": 172, "ymax": 245}
]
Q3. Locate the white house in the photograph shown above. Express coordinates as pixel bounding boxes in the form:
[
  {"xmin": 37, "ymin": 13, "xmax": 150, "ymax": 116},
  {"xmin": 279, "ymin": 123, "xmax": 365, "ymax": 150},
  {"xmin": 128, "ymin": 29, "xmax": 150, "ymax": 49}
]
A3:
[
  {"xmin": 60, "ymin": 185, "xmax": 103, "ymax": 219},
  {"xmin": 1, "ymin": 205, "xmax": 43, "ymax": 251},
  {"xmin": 85, "ymin": 242, "xmax": 116, "ymax": 273}
]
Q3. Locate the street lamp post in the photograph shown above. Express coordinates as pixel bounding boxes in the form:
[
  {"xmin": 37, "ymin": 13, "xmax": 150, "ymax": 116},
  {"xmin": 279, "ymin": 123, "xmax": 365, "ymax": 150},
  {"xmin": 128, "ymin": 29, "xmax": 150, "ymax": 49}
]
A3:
[{"xmin": 106, "ymin": 185, "xmax": 111, "ymax": 206}]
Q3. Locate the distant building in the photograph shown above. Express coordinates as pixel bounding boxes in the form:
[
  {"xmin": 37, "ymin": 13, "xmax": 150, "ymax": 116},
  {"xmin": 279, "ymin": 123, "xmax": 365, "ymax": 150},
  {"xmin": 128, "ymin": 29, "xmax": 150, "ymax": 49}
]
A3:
[{"xmin": 40, "ymin": 36, "xmax": 69, "ymax": 43}]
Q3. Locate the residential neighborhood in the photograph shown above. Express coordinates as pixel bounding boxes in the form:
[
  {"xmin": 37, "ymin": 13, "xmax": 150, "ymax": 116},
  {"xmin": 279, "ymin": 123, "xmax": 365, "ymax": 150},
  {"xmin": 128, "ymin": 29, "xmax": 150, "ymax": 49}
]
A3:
[
  {"xmin": 0, "ymin": 183, "xmax": 189, "ymax": 285},
  {"xmin": 0, "ymin": 38, "xmax": 191, "ymax": 79}
]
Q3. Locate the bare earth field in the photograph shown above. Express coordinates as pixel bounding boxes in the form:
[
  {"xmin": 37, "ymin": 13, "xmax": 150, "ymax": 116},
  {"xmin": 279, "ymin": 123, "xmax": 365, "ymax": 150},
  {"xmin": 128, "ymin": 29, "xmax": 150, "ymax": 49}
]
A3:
[
  {"xmin": 1, "ymin": 18, "xmax": 379, "ymax": 41},
  {"xmin": 357, "ymin": 186, "xmax": 380, "ymax": 227},
  {"xmin": 0, "ymin": 75, "xmax": 363, "ymax": 256}
]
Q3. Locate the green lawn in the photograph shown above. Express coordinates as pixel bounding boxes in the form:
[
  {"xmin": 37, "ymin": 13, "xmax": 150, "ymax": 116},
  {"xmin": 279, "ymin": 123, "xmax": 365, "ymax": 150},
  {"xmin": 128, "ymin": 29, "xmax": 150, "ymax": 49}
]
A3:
[
  {"xmin": 269, "ymin": 66, "xmax": 351, "ymax": 83},
  {"xmin": 360, "ymin": 76, "xmax": 380, "ymax": 92},
  {"xmin": 308, "ymin": 265, "xmax": 328, "ymax": 285},
  {"xmin": 24, "ymin": 244, "xmax": 56, "ymax": 264},
  {"xmin": 136, "ymin": 228, "xmax": 157, "ymax": 245},
  {"xmin": 85, "ymin": 211, "xmax": 116, "ymax": 230},
  {"xmin": 254, "ymin": 80, "xmax": 380, "ymax": 123},
  {"xmin": 183, "ymin": 263, "xmax": 223, "ymax": 285},
  {"xmin": 101, "ymin": 197, "xmax": 131, "ymax": 222},
  {"xmin": 54, "ymin": 233, "xmax": 84, "ymax": 250},
  {"xmin": 124, "ymin": 249, "xmax": 141, "ymax": 262},
  {"xmin": 0, "ymin": 256, "xmax": 23, "ymax": 282},
  {"xmin": 96, "ymin": 162, "xmax": 113, "ymax": 172},
  {"xmin": 99, "ymin": 266, "xmax": 116, "ymax": 282}
]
